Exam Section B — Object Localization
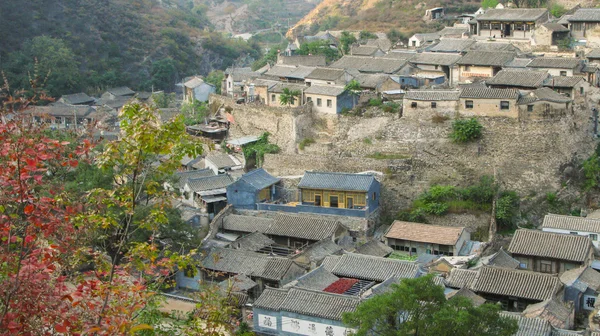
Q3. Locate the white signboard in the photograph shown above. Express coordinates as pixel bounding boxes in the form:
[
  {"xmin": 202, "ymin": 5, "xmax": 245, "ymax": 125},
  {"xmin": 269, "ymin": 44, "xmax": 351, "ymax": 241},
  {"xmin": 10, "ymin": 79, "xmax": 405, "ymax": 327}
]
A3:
[
  {"xmin": 281, "ymin": 316, "xmax": 355, "ymax": 336},
  {"xmin": 584, "ymin": 295, "xmax": 596, "ymax": 311},
  {"xmin": 258, "ymin": 314, "xmax": 277, "ymax": 329}
]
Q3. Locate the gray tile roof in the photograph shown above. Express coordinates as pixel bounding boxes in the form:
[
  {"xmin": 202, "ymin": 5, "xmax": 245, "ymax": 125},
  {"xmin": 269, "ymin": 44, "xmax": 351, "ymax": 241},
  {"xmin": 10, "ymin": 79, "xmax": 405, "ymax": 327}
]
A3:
[
  {"xmin": 438, "ymin": 26, "xmax": 470, "ymax": 36},
  {"xmin": 355, "ymin": 74, "xmax": 389, "ymax": 89},
  {"xmin": 269, "ymin": 82, "xmax": 306, "ymax": 94},
  {"xmin": 523, "ymin": 298, "xmax": 574, "ymax": 330},
  {"xmin": 237, "ymin": 168, "xmax": 280, "ymax": 191},
  {"xmin": 201, "ymin": 247, "xmax": 298, "ymax": 281},
  {"xmin": 385, "ymin": 51, "xmax": 418, "ymax": 60},
  {"xmin": 530, "ymin": 88, "xmax": 572, "ymax": 103},
  {"xmin": 278, "ymin": 55, "xmax": 327, "ymax": 67},
  {"xmin": 270, "ymin": 213, "xmax": 343, "ymax": 241},
  {"xmin": 499, "ymin": 312, "xmax": 552, "ymax": 336},
  {"xmin": 476, "ymin": 8, "xmax": 549, "ymax": 22},
  {"xmin": 106, "ymin": 86, "xmax": 135, "ymax": 96},
  {"xmin": 330, "ymin": 56, "xmax": 408, "ymax": 73},
  {"xmin": 428, "ymin": 39, "xmax": 476, "ymax": 53},
  {"xmin": 29, "ymin": 104, "xmax": 95, "ymax": 118},
  {"xmin": 304, "ymin": 85, "xmax": 346, "ymax": 96},
  {"xmin": 351, "ymin": 45, "xmax": 382, "ymax": 56},
  {"xmin": 222, "ymin": 214, "xmax": 274, "ymax": 233},
  {"xmin": 542, "ymin": 214, "xmax": 600, "ymax": 233},
  {"xmin": 487, "ymin": 70, "xmax": 549, "ymax": 88},
  {"xmin": 542, "ymin": 23, "xmax": 570, "ymax": 32},
  {"xmin": 568, "ymin": 8, "xmax": 600, "ymax": 22},
  {"xmin": 483, "ymin": 248, "xmax": 520, "ymax": 269},
  {"xmin": 184, "ymin": 76, "xmax": 206, "ymax": 88},
  {"xmin": 587, "ymin": 49, "xmax": 600, "ymax": 59},
  {"xmin": 293, "ymin": 239, "xmax": 344, "ymax": 265},
  {"xmin": 446, "ymin": 288, "xmax": 486, "ymax": 306},
  {"xmin": 544, "ymin": 76, "xmax": 583, "ymax": 88},
  {"xmin": 527, "ymin": 57, "xmax": 581, "ymax": 69},
  {"xmin": 205, "ymin": 153, "xmax": 237, "ymax": 169},
  {"xmin": 218, "ymin": 274, "xmax": 257, "ymax": 292},
  {"xmin": 508, "ymin": 229, "xmax": 592, "ymax": 262},
  {"xmin": 354, "ymin": 240, "xmax": 394, "ymax": 257},
  {"xmin": 445, "ymin": 268, "xmax": 478, "ymax": 289},
  {"xmin": 253, "ymin": 287, "xmax": 289, "ymax": 310},
  {"xmin": 471, "ymin": 267, "xmax": 562, "ymax": 301},
  {"xmin": 231, "ymin": 232, "xmax": 275, "ymax": 252},
  {"xmin": 298, "ymin": 171, "xmax": 376, "ymax": 192},
  {"xmin": 328, "ymin": 253, "xmax": 420, "ymax": 282},
  {"xmin": 404, "ymin": 90, "xmax": 460, "ymax": 101},
  {"xmin": 60, "ymin": 93, "xmax": 95, "ymax": 105},
  {"xmin": 410, "ymin": 52, "xmax": 462, "ymax": 66},
  {"xmin": 280, "ymin": 287, "xmax": 360, "ymax": 321},
  {"xmin": 265, "ymin": 65, "xmax": 317, "ymax": 80},
  {"xmin": 469, "ymin": 41, "xmax": 521, "ymax": 52},
  {"xmin": 175, "ymin": 168, "xmax": 214, "ymax": 187},
  {"xmin": 460, "ymin": 87, "xmax": 519, "ymax": 99},
  {"xmin": 187, "ymin": 174, "xmax": 234, "ymax": 192},
  {"xmin": 560, "ymin": 266, "xmax": 600, "ymax": 292},
  {"xmin": 306, "ymin": 68, "xmax": 347, "ymax": 81},
  {"xmin": 458, "ymin": 51, "xmax": 516, "ymax": 67},
  {"xmin": 293, "ymin": 266, "xmax": 339, "ymax": 291},
  {"xmin": 506, "ymin": 58, "xmax": 532, "ymax": 68},
  {"xmin": 321, "ymin": 255, "xmax": 342, "ymax": 272}
]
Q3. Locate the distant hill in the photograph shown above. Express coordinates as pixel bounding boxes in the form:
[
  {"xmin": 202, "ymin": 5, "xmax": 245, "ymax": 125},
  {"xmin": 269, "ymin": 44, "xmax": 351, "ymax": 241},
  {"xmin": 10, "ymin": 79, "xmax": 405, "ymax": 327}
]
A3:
[{"xmin": 0, "ymin": 0, "xmax": 262, "ymax": 97}]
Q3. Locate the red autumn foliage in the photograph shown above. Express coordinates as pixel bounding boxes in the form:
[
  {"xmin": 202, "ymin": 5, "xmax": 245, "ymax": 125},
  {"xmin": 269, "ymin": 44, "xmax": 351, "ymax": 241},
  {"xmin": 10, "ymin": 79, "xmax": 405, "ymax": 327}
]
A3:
[{"xmin": 323, "ymin": 278, "xmax": 359, "ymax": 294}]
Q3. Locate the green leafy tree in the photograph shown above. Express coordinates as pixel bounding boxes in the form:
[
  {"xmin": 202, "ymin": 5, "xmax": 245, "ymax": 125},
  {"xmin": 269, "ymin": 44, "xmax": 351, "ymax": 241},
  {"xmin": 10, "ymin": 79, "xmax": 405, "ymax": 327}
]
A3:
[
  {"xmin": 495, "ymin": 191, "xmax": 520, "ymax": 229},
  {"xmin": 343, "ymin": 274, "xmax": 518, "ymax": 336},
  {"xmin": 241, "ymin": 132, "xmax": 280, "ymax": 168},
  {"xmin": 152, "ymin": 92, "xmax": 176, "ymax": 108},
  {"xmin": 481, "ymin": 0, "xmax": 499, "ymax": 9},
  {"xmin": 344, "ymin": 79, "xmax": 362, "ymax": 108},
  {"xmin": 583, "ymin": 149, "xmax": 600, "ymax": 191},
  {"xmin": 181, "ymin": 99, "xmax": 209, "ymax": 125},
  {"xmin": 359, "ymin": 30, "xmax": 377, "ymax": 40},
  {"xmin": 550, "ymin": 4, "xmax": 567, "ymax": 18},
  {"xmin": 150, "ymin": 58, "xmax": 178, "ymax": 92},
  {"xmin": 450, "ymin": 118, "xmax": 483, "ymax": 143},
  {"xmin": 279, "ymin": 88, "xmax": 302, "ymax": 106},
  {"xmin": 340, "ymin": 31, "xmax": 357, "ymax": 55},
  {"xmin": 205, "ymin": 70, "xmax": 225, "ymax": 94},
  {"xmin": 297, "ymin": 40, "xmax": 340, "ymax": 63},
  {"xmin": 252, "ymin": 43, "xmax": 286, "ymax": 71},
  {"xmin": 387, "ymin": 29, "xmax": 406, "ymax": 45}
]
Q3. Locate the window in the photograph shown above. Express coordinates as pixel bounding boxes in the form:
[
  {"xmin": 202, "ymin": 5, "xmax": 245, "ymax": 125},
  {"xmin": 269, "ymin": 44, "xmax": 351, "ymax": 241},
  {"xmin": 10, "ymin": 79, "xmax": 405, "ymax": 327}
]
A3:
[
  {"xmin": 500, "ymin": 101, "xmax": 510, "ymax": 110},
  {"xmin": 228, "ymin": 82, "xmax": 231, "ymax": 88},
  {"xmin": 271, "ymin": 94, "xmax": 276, "ymax": 102},
  {"xmin": 411, "ymin": 102, "xmax": 417, "ymax": 108},
  {"xmin": 431, "ymin": 102, "xmax": 437, "ymax": 108},
  {"xmin": 327, "ymin": 99, "xmax": 332, "ymax": 108},
  {"xmin": 373, "ymin": 192, "xmax": 377, "ymax": 201},
  {"xmin": 464, "ymin": 65, "xmax": 471, "ymax": 72},
  {"xmin": 540, "ymin": 260, "xmax": 553, "ymax": 273},
  {"xmin": 330, "ymin": 196, "xmax": 339, "ymax": 208},
  {"xmin": 307, "ymin": 97, "xmax": 312, "ymax": 103},
  {"xmin": 412, "ymin": 40, "xmax": 417, "ymax": 47},
  {"xmin": 347, "ymin": 197, "xmax": 354, "ymax": 209},
  {"xmin": 465, "ymin": 100, "xmax": 473, "ymax": 109},
  {"xmin": 317, "ymin": 98, "xmax": 322, "ymax": 107},
  {"xmin": 581, "ymin": 87, "xmax": 585, "ymax": 95},
  {"xmin": 527, "ymin": 105, "xmax": 533, "ymax": 112},
  {"xmin": 519, "ymin": 262, "xmax": 527, "ymax": 269},
  {"xmin": 570, "ymin": 231, "xmax": 578, "ymax": 235},
  {"xmin": 434, "ymin": 65, "xmax": 439, "ymax": 70},
  {"xmin": 590, "ymin": 234, "xmax": 598, "ymax": 241},
  {"xmin": 560, "ymin": 71, "xmax": 567, "ymax": 76},
  {"xmin": 314, "ymin": 195, "xmax": 321, "ymax": 206},
  {"xmin": 411, "ymin": 247, "xmax": 417, "ymax": 253}
]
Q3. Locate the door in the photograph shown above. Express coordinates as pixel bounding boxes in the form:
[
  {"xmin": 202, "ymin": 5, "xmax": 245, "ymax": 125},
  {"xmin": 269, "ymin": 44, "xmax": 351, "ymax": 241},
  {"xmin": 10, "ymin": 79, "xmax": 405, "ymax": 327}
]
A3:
[
  {"xmin": 504, "ymin": 24, "xmax": 511, "ymax": 37},
  {"xmin": 314, "ymin": 195, "xmax": 321, "ymax": 207},
  {"xmin": 347, "ymin": 197, "xmax": 354, "ymax": 209},
  {"xmin": 330, "ymin": 196, "xmax": 339, "ymax": 208}
]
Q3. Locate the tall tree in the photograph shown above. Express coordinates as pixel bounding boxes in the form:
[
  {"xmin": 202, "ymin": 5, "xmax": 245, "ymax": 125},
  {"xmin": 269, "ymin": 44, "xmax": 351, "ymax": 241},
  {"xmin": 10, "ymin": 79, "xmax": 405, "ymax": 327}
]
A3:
[
  {"xmin": 344, "ymin": 79, "xmax": 361, "ymax": 108},
  {"xmin": 279, "ymin": 88, "xmax": 301, "ymax": 106},
  {"xmin": 340, "ymin": 31, "xmax": 357, "ymax": 55},
  {"xmin": 342, "ymin": 274, "xmax": 518, "ymax": 336}
]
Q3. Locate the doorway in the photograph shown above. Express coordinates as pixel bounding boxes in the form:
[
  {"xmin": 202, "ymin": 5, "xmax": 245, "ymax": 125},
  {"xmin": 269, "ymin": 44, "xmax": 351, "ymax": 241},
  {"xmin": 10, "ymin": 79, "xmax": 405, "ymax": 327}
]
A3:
[
  {"xmin": 314, "ymin": 195, "xmax": 321, "ymax": 207},
  {"xmin": 330, "ymin": 196, "xmax": 339, "ymax": 208},
  {"xmin": 347, "ymin": 197, "xmax": 354, "ymax": 209},
  {"xmin": 503, "ymin": 24, "xmax": 511, "ymax": 38}
]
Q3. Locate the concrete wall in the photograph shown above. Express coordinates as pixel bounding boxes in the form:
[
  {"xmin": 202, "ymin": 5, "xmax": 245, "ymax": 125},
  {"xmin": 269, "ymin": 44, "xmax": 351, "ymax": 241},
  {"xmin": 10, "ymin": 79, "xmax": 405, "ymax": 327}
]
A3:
[{"xmin": 458, "ymin": 97, "xmax": 519, "ymax": 118}]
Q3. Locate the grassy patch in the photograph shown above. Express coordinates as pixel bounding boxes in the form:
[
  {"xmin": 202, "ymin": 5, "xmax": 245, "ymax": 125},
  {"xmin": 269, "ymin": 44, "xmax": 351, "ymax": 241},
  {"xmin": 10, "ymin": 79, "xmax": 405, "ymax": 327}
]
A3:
[
  {"xmin": 363, "ymin": 137, "xmax": 372, "ymax": 145},
  {"xmin": 388, "ymin": 252, "xmax": 418, "ymax": 261},
  {"xmin": 366, "ymin": 152, "xmax": 409, "ymax": 160},
  {"xmin": 298, "ymin": 138, "xmax": 316, "ymax": 150}
]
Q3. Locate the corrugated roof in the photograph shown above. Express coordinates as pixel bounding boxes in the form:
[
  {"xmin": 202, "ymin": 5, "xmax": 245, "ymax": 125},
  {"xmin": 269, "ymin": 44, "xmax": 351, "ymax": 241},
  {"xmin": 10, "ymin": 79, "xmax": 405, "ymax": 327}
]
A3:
[
  {"xmin": 542, "ymin": 214, "xmax": 600, "ymax": 233},
  {"xmin": 477, "ymin": 8, "xmax": 549, "ymax": 22},
  {"xmin": 487, "ymin": 70, "xmax": 549, "ymax": 88},
  {"xmin": 306, "ymin": 67, "xmax": 347, "ymax": 81},
  {"xmin": 460, "ymin": 87, "xmax": 519, "ymax": 99},
  {"xmin": 237, "ymin": 168, "xmax": 280, "ymax": 191},
  {"xmin": 354, "ymin": 240, "xmax": 393, "ymax": 257},
  {"xmin": 568, "ymin": 8, "xmax": 600, "ymax": 22},
  {"xmin": 500, "ymin": 312, "xmax": 552, "ymax": 336},
  {"xmin": 304, "ymin": 85, "xmax": 346, "ymax": 96},
  {"xmin": 410, "ymin": 52, "xmax": 462, "ymax": 66},
  {"xmin": 544, "ymin": 76, "xmax": 583, "ymax": 88},
  {"xmin": 329, "ymin": 253, "xmax": 420, "ymax": 282},
  {"xmin": 527, "ymin": 57, "xmax": 580, "ymax": 69},
  {"xmin": 508, "ymin": 229, "xmax": 591, "ymax": 262},
  {"xmin": 187, "ymin": 174, "xmax": 233, "ymax": 192},
  {"xmin": 298, "ymin": 171, "xmax": 376, "ymax": 192},
  {"xmin": 472, "ymin": 267, "xmax": 562, "ymax": 301},
  {"xmin": 279, "ymin": 287, "xmax": 360, "ymax": 321},
  {"xmin": 428, "ymin": 39, "xmax": 476, "ymax": 53},
  {"xmin": 458, "ymin": 51, "xmax": 515, "ymax": 67},
  {"xmin": 404, "ymin": 90, "xmax": 460, "ymax": 101},
  {"xmin": 386, "ymin": 221, "xmax": 465, "ymax": 245},
  {"xmin": 445, "ymin": 268, "xmax": 478, "ymax": 289}
]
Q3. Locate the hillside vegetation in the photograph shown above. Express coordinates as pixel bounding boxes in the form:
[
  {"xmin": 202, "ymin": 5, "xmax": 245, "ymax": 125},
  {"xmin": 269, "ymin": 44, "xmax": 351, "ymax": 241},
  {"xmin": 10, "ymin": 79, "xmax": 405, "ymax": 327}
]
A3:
[{"xmin": 0, "ymin": 0, "xmax": 262, "ymax": 97}]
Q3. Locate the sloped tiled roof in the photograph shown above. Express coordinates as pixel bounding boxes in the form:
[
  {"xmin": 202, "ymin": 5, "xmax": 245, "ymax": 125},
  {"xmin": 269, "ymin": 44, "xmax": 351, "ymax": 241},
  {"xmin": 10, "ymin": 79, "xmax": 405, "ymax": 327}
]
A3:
[
  {"xmin": 523, "ymin": 298, "xmax": 573, "ymax": 330},
  {"xmin": 278, "ymin": 55, "xmax": 326, "ymax": 67},
  {"xmin": 471, "ymin": 267, "xmax": 562, "ymax": 301},
  {"xmin": 351, "ymin": 45, "xmax": 382, "ymax": 56},
  {"xmin": 518, "ymin": 88, "xmax": 572, "ymax": 104},
  {"xmin": 60, "ymin": 92, "xmax": 95, "ymax": 105},
  {"xmin": 187, "ymin": 174, "xmax": 233, "ymax": 192},
  {"xmin": 386, "ymin": 221, "xmax": 465, "ymax": 245},
  {"xmin": 438, "ymin": 26, "xmax": 470, "ymax": 36},
  {"xmin": 175, "ymin": 168, "xmax": 214, "ymax": 187},
  {"xmin": 500, "ymin": 312, "xmax": 552, "ymax": 336},
  {"xmin": 587, "ymin": 49, "xmax": 600, "ymax": 59},
  {"xmin": 542, "ymin": 214, "xmax": 600, "ymax": 233},
  {"xmin": 404, "ymin": 90, "xmax": 460, "ymax": 101},
  {"xmin": 506, "ymin": 58, "xmax": 532, "ymax": 68},
  {"xmin": 231, "ymin": 232, "xmax": 275, "ymax": 252},
  {"xmin": 445, "ymin": 268, "xmax": 478, "ymax": 289},
  {"xmin": 484, "ymin": 248, "xmax": 520, "ymax": 269},
  {"xmin": 106, "ymin": 86, "xmax": 135, "ymax": 96},
  {"xmin": 328, "ymin": 253, "xmax": 420, "ymax": 282},
  {"xmin": 236, "ymin": 168, "xmax": 280, "ymax": 191},
  {"xmin": 321, "ymin": 255, "xmax": 342, "ymax": 272},
  {"xmin": 527, "ymin": 57, "xmax": 580, "ymax": 69},
  {"xmin": 446, "ymin": 287, "xmax": 486, "ymax": 306},
  {"xmin": 201, "ymin": 248, "xmax": 299, "ymax": 281},
  {"xmin": 330, "ymin": 56, "xmax": 408, "ymax": 73},
  {"xmin": 218, "ymin": 274, "xmax": 257, "ymax": 292},
  {"xmin": 410, "ymin": 52, "xmax": 462, "ymax": 66},
  {"xmin": 428, "ymin": 39, "xmax": 476, "ymax": 53},
  {"xmin": 270, "ymin": 213, "xmax": 343, "ymax": 241},
  {"xmin": 460, "ymin": 87, "xmax": 519, "ymax": 99},
  {"xmin": 222, "ymin": 214, "xmax": 274, "ymax": 233},
  {"xmin": 458, "ymin": 51, "xmax": 515, "ymax": 67},
  {"xmin": 269, "ymin": 82, "xmax": 307, "ymax": 94},
  {"xmin": 542, "ymin": 23, "xmax": 570, "ymax": 32},
  {"xmin": 205, "ymin": 153, "xmax": 237, "ymax": 169},
  {"xmin": 508, "ymin": 229, "xmax": 591, "ymax": 262},
  {"xmin": 487, "ymin": 70, "xmax": 549, "ymax": 88},
  {"xmin": 280, "ymin": 287, "xmax": 360, "ymax": 320},
  {"xmin": 477, "ymin": 8, "xmax": 549, "ymax": 22},
  {"xmin": 469, "ymin": 41, "xmax": 521, "ymax": 52},
  {"xmin": 544, "ymin": 76, "xmax": 583, "ymax": 88},
  {"xmin": 385, "ymin": 50, "xmax": 418, "ymax": 60},
  {"xmin": 560, "ymin": 266, "xmax": 600, "ymax": 292},
  {"xmin": 28, "ymin": 104, "xmax": 95, "ymax": 118},
  {"xmin": 299, "ymin": 171, "xmax": 376, "ymax": 192},
  {"xmin": 293, "ymin": 266, "xmax": 339, "ymax": 291},
  {"xmin": 184, "ymin": 76, "xmax": 206, "ymax": 88},
  {"xmin": 354, "ymin": 240, "xmax": 394, "ymax": 257},
  {"xmin": 355, "ymin": 74, "xmax": 389, "ymax": 89},
  {"xmin": 304, "ymin": 85, "xmax": 346, "ymax": 96},
  {"xmin": 306, "ymin": 67, "xmax": 347, "ymax": 81},
  {"xmin": 293, "ymin": 239, "xmax": 344, "ymax": 265},
  {"xmin": 265, "ymin": 65, "xmax": 317, "ymax": 80},
  {"xmin": 568, "ymin": 8, "xmax": 600, "ymax": 22},
  {"xmin": 253, "ymin": 287, "xmax": 289, "ymax": 310}
]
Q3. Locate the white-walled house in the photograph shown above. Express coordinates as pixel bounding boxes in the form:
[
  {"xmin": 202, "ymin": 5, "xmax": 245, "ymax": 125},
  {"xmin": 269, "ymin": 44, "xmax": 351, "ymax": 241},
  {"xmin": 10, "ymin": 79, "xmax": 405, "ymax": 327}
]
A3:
[{"xmin": 542, "ymin": 214, "xmax": 600, "ymax": 248}]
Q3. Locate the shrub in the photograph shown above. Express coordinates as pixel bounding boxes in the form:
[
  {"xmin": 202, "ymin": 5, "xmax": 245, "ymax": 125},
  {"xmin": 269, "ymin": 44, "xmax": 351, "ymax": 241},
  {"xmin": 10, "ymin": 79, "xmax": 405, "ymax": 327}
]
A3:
[
  {"xmin": 431, "ymin": 113, "xmax": 450, "ymax": 123},
  {"xmin": 368, "ymin": 98, "xmax": 383, "ymax": 107},
  {"xmin": 298, "ymin": 138, "xmax": 316, "ymax": 150},
  {"xmin": 383, "ymin": 102, "xmax": 400, "ymax": 113},
  {"xmin": 550, "ymin": 4, "xmax": 567, "ymax": 18},
  {"xmin": 363, "ymin": 137, "xmax": 372, "ymax": 145},
  {"xmin": 450, "ymin": 118, "xmax": 483, "ymax": 143},
  {"xmin": 496, "ymin": 191, "xmax": 520, "ymax": 230}
]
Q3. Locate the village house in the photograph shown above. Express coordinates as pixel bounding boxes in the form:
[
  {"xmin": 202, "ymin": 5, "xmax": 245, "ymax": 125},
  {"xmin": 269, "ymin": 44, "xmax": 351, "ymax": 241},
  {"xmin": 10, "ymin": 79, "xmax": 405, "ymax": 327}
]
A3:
[
  {"xmin": 408, "ymin": 33, "xmax": 441, "ymax": 48},
  {"xmin": 304, "ymin": 67, "xmax": 354, "ymax": 86},
  {"xmin": 183, "ymin": 76, "xmax": 216, "ymax": 102},
  {"xmin": 100, "ymin": 86, "xmax": 135, "ymax": 100},
  {"xmin": 474, "ymin": 248, "xmax": 520, "ymax": 269},
  {"xmin": 458, "ymin": 87, "xmax": 520, "ymax": 118},
  {"xmin": 526, "ymin": 57, "xmax": 583, "ymax": 77},
  {"xmin": 350, "ymin": 45, "xmax": 385, "ymax": 57},
  {"xmin": 384, "ymin": 221, "xmax": 470, "ymax": 257},
  {"xmin": 57, "ymin": 92, "xmax": 95, "ymax": 106},
  {"xmin": 173, "ymin": 168, "xmax": 214, "ymax": 190},
  {"xmin": 322, "ymin": 253, "xmax": 421, "ymax": 284},
  {"xmin": 402, "ymin": 90, "xmax": 461, "ymax": 118},
  {"xmin": 28, "ymin": 103, "xmax": 102, "ymax": 129},
  {"xmin": 499, "ymin": 312, "xmax": 557, "ymax": 335},
  {"xmin": 424, "ymin": 7, "xmax": 445, "ymax": 20},
  {"xmin": 291, "ymin": 240, "xmax": 344, "ymax": 269},
  {"xmin": 409, "ymin": 52, "xmax": 463, "ymax": 84},
  {"xmin": 223, "ymin": 67, "xmax": 260, "ymax": 99},
  {"xmin": 304, "ymin": 85, "xmax": 353, "ymax": 114},
  {"xmin": 220, "ymin": 213, "xmax": 349, "ymax": 249},
  {"xmin": 543, "ymin": 76, "xmax": 588, "ymax": 100},
  {"xmin": 354, "ymin": 73, "xmax": 391, "ymax": 92},
  {"xmin": 568, "ymin": 8, "xmax": 600, "ymax": 46},
  {"xmin": 226, "ymin": 168, "xmax": 281, "ymax": 210},
  {"xmin": 253, "ymin": 287, "xmax": 358, "ymax": 335},
  {"xmin": 276, "ymin": 54, "xmax": 327, "ymax": 67},
  {"xmin": 542, "ymin": 214, "xmax": 600, "ymax": 248},
  {"xmin": 181, "ymin": 174, "xmax": 233, "ymax": 215},
  {"xmin": 427, "ymin": 38, "xmax": 476, "ymax": 54},
  {"xmin": 263, "ymin": 65, "xmax": 317, "ymax": 84},
  {"xmin": 445, "ymin": 268, "xmax": 478, "ymax": 290},
  {"xmin": 228, "ymin": 232, "xmax": 276, "ymax": 253},
  {"xmin": 474, "ymin": 8, "xmax": 550, "ymax": 40},
  {"xmin": 245, "ymin": 78, "xmax": 278, "ymax": 104},
  {"xmin": 587, "ymin": 49, "xmax": 600, "ymax": 64},
  {"xmin": 560, "ymin": 266, "xmax": 600, "ymax": 314},
  {"xmin": 266, "ymin": 83, "xmax": 306, "ymax": 107},
  {"xmin": 535, "ymin": 23, "xmax": 571, "ymax": 46},
  {"xmin": 205, "ymin": 153, "xmax": 243, "ymax": 175},
  {"xmin": 470, "ymin": 266, "xmax": 563, "ymax": 312},
  {"xmin": 354, "ymin": 240, "xmax": 394, "ymax": 258},
  {"xmin": 487, "ymin": 69, "xmax": 550, "ymax": 90},
  {"xmin": 507, "ymin": 229, "xmax": 594, "ymax": 274},
  {"xmin": 330, "ymin": 56, "xmax": 411, "ymax": 75},
  {"xmin": 521, "ymin": 298, "xmax": 574, "ymax": 330},
  {"xmin": 517, "ymin": 87, "xmax": 573, "ymax": 120},
  {"xmin": 456, "ymin": 50, "xmax": 516, "ymax": 82}
]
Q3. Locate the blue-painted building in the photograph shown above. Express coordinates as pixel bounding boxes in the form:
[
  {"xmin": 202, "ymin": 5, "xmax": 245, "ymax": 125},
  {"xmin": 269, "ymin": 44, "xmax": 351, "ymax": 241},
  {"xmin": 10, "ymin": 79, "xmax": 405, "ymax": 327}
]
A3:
[
  {"xmin": 184, "ymin": 76, "xmax": 216, "ymax": 102},
  {"xmin": 227, "ymin": 168, "xmax": 281, "ymax": 210},
  {"xmin": 253, "ymin": 287, "xmax": 359, "ymax": 336},
  {"xmin": 560, "ymin": 266, "xmax": 600, "ymax": 314}
]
